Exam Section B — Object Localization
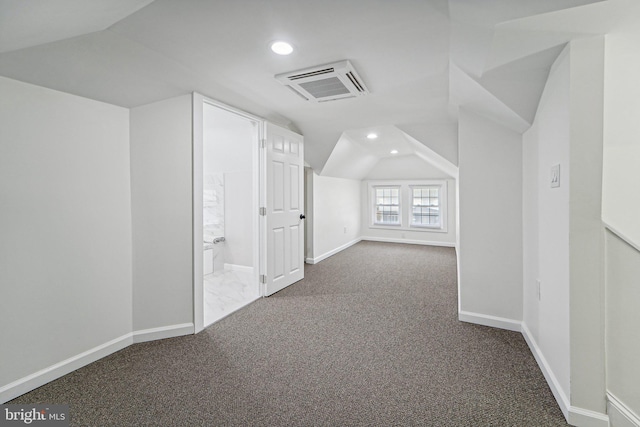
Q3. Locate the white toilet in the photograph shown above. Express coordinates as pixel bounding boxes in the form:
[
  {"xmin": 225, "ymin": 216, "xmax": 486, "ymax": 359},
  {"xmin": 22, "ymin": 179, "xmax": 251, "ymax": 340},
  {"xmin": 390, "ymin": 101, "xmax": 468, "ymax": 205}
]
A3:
[{"xmin": 204, "ymin": 237, "xmax": 225, "ymax": 275}]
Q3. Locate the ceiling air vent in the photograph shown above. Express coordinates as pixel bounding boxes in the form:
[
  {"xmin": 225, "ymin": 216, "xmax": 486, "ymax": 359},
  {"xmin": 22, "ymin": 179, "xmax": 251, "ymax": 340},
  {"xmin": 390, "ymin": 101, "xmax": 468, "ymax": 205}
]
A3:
[{"xmin": 275, "ymin": 60, "xmax": 369, "ymax": 102}]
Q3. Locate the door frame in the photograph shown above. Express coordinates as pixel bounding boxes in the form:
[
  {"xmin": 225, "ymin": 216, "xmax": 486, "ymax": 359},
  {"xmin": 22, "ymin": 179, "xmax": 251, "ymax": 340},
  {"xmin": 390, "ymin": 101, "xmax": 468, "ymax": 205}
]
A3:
[{"xmin": 192, "ymin": 93, "xmax": 263, "ymax": 333}]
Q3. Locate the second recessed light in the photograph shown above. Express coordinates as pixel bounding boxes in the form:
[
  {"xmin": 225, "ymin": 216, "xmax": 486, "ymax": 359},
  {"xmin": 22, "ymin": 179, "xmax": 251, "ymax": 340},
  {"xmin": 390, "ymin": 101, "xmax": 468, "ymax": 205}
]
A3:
[{"xmin": 271, "ymin": 41, "xmax": 293, "ymax": 55}]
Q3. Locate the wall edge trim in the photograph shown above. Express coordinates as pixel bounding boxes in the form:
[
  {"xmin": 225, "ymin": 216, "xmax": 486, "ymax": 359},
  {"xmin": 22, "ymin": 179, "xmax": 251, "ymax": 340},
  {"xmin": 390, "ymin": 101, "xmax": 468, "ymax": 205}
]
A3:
[
  {"xmin": 0, "ymin": 333, "xmax": 134, "ymax": 404},
  {"xmin": 523, "ymin": 325, "xmax": 609, "ymax": 427},
  {"xmin": 568, "ymin": 406, "xmax": 609, "ymax": 427},
  {"xmin": 306, "ymin": 238, "xmax": 362, "ymax": 264},
  {"xmin": 603, "ymin": 221, "xmax": 640, "ymax": 253},
  {"xmin": 521, "ymin": 322, "xmax": 570, "ymax": 421},
  {"xmin": 607, "ymin": 392, "xmax": 640, "ymax": 427},
  {"xmin": 458, "ymin": 310, "xmax": 521, "ymax": 332},
  {"xmin": 360, "ymin": 236, "xmax": 455, "ymax": 247},
  {"xmin": 567, "ymin": 406, "xmax": 610, "ymax": 427},
  {"xmin": 132, "ymin": 323, "xmax": 194, "ymax": 344}
]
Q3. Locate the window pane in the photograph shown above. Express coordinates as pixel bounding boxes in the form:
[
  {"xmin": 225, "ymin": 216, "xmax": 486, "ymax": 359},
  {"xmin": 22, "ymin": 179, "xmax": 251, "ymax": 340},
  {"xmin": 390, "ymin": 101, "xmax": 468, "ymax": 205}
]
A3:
[
  {"xmin": 411, "ymin": 185, "xmax": 440, "ymax": 227},
  {"xmin": 374, "ymin": 186, "xmax": 400, "ymax": 225}
]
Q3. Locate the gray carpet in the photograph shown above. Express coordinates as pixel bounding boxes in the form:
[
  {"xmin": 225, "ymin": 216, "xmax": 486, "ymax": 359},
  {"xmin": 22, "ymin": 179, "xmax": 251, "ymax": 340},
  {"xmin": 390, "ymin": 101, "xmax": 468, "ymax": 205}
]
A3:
[{"xmin": 10, "ymin": 241, "xmax": 568, "ymax": 426}]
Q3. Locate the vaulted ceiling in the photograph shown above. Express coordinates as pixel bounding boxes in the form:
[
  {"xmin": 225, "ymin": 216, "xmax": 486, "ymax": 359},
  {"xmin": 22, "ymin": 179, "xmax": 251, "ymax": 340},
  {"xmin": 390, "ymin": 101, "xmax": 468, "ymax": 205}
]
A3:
[{"xmin": 0, "ymin": 0, "xmax": 615, "ymax": 173}]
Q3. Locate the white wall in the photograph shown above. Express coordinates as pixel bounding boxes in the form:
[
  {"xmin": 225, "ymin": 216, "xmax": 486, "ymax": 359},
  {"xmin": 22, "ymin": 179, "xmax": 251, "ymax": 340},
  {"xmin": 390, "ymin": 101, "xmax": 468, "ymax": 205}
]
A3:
[
  {"xmin": 130, "ymin": 94, "xmax": 194, "ymax": 333},
  {"xmin": 522, "ymin": 45, "xmax": 571, "ymax": 407},
  {"xmin": 603, "ymin": 30, "xmax": 640, "ymax": 246},
  {"xmin": 458, "ymin": 107, "xmax": 523, "ymax": 327},
  {"xmin": 309, "ymin": 153, "xmax": 458, "ymax": 261},
  {"xmin": 567, "ymin": 36, "xmax": 606, "ymax": 418},
  {"xmin": 605, "ymin": 231, "xmax": 640, "ymax": 426},
  {"xmin": 359, "ymin": 153, "xmax": 456, "ymax": 246},
  {"xmin": 522, "ymin": 38, "xmax": 607, "ymax": 423},
  {"xmin": 307, "ymin": 173, "xmax": 361, "ymax": 263},
  {"xmin": 603, "ymin": 16, "xmax": 640, "ymax": 424},
  {"xmin": 360, "ymin": 179, "xmax": 456, "ymax": 246},
  {"xmin": 203, "ymin": 103, "xmax": 255, "ymax": 174},
  {"xmin": 0, "ymin": 76, "xmax": 132, "ymax": 400}
]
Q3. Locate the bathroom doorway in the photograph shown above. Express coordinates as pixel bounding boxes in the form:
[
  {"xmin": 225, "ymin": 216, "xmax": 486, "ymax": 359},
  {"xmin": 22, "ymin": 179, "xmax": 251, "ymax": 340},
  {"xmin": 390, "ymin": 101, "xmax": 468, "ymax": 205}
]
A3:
[{"xmin": 193, "ymin": 95, "xmax": 261, "ymax": 330}]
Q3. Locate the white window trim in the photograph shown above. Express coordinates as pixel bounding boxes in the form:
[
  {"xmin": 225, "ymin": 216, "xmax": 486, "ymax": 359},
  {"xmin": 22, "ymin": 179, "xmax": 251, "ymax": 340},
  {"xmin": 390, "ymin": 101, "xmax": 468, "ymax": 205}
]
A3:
[
  {"xmin": 409, "ymin": 184, "xmax": 443, "ymax": 229},
  {"xmin": 367, "ymin": 180, "xmax": 447, "ymax": 233},
  {"xmin": 372, "ymin": 185, "xmax": 402, "ymax": 226}
]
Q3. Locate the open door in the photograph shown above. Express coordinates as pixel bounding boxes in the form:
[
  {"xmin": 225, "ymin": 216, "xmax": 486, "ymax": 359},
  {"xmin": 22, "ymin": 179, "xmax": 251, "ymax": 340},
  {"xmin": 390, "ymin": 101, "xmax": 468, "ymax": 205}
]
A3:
[{"xmin": 263, "ymin": 122, "xmax": 304, "ymax": 296}]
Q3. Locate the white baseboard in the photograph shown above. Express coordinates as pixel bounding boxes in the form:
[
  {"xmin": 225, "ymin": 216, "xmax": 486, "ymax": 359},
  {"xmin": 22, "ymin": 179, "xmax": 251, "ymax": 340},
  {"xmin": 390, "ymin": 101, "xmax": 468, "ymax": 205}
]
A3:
[
  {"xmin": 306, "ymin": 238, "xmax": 361, "ymax": 264},
  {"xmin": 0, "ymin": 322, "xmax": 195, "ymax": 403},
  {"xmin": 132, "ymin": 323, "xmax": 194, "ymax": 344},
  {"xmin": 0, "ymin": 333, "xmax": 133, "ymax": 404},
  {"xmin": 305, "ymin": 237, "xmax": 455, "ymax": 264},
  {"xmin": 223, "ymin": 263, "xmax": 254, "ymax": 274},
  {"xmin": 361, "ymin": 236, "xmax": 455, "ymax": 247},
  {"xmin": 608, "ymin": 392, "xmax": 640, "ymax": 427},
  {"xmin": 458, "ymin": 310, "xmax": 522, "ymax": 332},
  {"xmin": 521, "ymin": 323, "xmax": 609, "ymax": 427},
  {"xmin": 568, "ymin": 407, "xmax": 610, "ymax": 427},
  {"xmin": 521, "ymin": 323, "xmax": 570, "ymax": 419}
]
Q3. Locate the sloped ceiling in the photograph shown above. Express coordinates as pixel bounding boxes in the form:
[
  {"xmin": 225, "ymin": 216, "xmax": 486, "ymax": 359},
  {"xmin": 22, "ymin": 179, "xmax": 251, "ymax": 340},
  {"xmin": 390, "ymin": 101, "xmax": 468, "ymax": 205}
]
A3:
[
  {"xmin": 0, "ymin": 0, "xmax": 155, "ymax": 53},
  {"xmin": 366, "ymin": 155, "xmax": 452, "ymax": 181},
  {"xmin": 0, "ymin": 0, "xmax": 616, "ymax": 174},
  {"xmin": 446, "ymin": 0, "xmax": 608, "ymax": 134},
  {"xmin": 321, "ymin": 125, "xmax": 458, "ymax": 181}
]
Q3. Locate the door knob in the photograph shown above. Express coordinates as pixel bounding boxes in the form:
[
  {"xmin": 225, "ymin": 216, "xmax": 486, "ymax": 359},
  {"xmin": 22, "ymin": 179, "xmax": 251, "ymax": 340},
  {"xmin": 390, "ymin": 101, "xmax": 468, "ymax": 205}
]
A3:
[{"xmin": 300, "ymin": 214, "xmax": 306, "ymax": 220}]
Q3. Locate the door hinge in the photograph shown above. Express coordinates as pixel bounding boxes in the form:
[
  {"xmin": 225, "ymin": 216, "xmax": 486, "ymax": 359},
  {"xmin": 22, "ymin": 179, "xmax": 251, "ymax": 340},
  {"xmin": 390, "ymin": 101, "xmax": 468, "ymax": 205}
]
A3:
[
  {"xmin": 261, "ymin": 138, "xmax": 266, "ymax": 149},
  {"xmin": 259, "ymin": 207, "xmax": 266, "ymax": 216},
  {"xmin": 260, "ymin": 274, "xmax": 267, "ymax": 284}
]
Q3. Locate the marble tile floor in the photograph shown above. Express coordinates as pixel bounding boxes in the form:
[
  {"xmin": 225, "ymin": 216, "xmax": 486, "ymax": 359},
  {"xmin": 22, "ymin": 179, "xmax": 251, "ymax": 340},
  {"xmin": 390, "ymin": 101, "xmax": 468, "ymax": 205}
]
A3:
[{"xmin": 204, "ymin": 268, "xmax": 260, "ymax": 327}]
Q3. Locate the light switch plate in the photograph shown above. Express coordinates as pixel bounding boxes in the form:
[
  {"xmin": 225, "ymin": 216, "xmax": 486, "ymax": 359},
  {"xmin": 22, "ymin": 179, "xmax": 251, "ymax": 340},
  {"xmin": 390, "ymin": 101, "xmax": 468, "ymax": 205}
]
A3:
[{"xmin": 551, "ymin": 164, "xmax": 560, "ymax": 188}]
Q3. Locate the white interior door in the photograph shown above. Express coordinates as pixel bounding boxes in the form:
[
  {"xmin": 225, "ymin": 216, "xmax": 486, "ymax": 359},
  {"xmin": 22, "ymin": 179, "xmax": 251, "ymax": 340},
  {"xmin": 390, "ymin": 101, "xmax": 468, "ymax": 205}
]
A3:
[{"xmin": 263, "ymin": 122, "xmax": 304, "ymax": 296}]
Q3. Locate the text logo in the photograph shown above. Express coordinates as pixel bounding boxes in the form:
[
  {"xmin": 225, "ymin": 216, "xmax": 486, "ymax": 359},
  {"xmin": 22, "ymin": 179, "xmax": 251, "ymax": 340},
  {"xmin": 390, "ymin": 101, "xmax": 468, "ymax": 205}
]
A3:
[{"xmin": 0, "ymin": 405, "xmax": 69, "ymax": 426}]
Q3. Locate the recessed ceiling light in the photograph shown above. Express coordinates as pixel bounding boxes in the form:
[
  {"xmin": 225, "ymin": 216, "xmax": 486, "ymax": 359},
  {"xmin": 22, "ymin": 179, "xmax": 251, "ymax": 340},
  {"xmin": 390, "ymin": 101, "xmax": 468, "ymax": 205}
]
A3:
[
  {"xmin": 366, "ymin": 133, "xmax": 378, "ymax": 140},
  {"xmin": 271, "ymin": 41, "xmax": 293, "ymax": 55},
  {"xmin": 390, "ymin": 149, "xmax": 398, "ymax": 154}
]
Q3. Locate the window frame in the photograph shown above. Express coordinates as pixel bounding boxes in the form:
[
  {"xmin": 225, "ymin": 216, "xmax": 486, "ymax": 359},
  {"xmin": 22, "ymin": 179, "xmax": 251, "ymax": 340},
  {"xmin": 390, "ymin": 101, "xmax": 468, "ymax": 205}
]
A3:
[
  {"xmin": 409, "ymin": 184, "xmax": 442, "ymax": 229},
  {"xmin": 367, "ymin": 180, "xmax": 447, "ymax": 233},
  {"xmin": 372, "ymin": 185, "xmax": 402, "ymax": 226}
]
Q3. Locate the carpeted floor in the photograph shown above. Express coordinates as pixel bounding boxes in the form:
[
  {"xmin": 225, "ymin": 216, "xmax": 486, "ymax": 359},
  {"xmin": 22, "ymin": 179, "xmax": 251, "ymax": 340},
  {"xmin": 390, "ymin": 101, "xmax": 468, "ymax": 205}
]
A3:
[{"xmin": 10, "ymin": 241, "xmax": 568, "ymax": 426}]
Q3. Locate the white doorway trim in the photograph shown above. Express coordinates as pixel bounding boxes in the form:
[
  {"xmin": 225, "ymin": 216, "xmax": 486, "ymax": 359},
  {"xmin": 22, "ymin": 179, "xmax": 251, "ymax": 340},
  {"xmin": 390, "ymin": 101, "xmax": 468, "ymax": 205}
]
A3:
[
  {"xmin": 192, "ymin": 93, "xmax": 263, "ymax": 334},
  {"xmin": 193, "ymin": 93, "xmax": 204, "ymax": 333}
]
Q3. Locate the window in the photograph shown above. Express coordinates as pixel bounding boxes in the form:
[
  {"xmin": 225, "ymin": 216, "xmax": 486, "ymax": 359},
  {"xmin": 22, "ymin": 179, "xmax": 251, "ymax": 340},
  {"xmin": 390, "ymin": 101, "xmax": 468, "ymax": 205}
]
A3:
[
  {"xmin": 411, "ymin": 186, "xmax": 440, "ymax": 228},
  {"xmin": 374, "ymin": 186, "xmax": 400, "ymax": 225},
  {"xmin": 368, "ymin": 180, "xmax": 447, "ymax": 232}
]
